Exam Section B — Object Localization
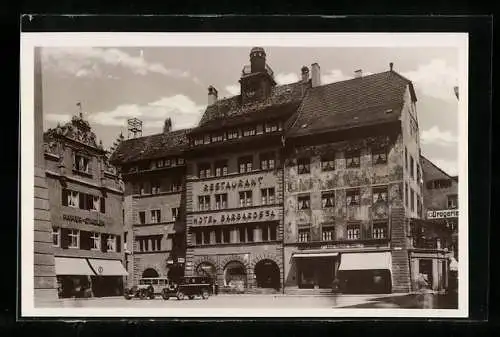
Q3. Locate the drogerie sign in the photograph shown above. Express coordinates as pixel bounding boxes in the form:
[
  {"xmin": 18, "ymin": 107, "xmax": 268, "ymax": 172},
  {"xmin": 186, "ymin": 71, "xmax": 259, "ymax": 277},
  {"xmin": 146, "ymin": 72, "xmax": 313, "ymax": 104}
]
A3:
[{"xmin": 427, "ymin": 209, "xmax": 459, "ymax": 219}]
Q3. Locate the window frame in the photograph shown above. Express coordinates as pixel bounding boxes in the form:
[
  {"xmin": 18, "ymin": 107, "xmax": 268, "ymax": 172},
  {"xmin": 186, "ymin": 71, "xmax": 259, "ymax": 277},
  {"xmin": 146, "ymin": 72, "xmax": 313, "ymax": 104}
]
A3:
[
  {"xmin": 447, "ymin": 194, "xmax": 458, "ymax": 209},
  {"xmin": 215, "ymin": 193, "xmax": 228, "ymax": 210},
  {"xmin": 90, "ymin": 232, "xmax": 101, "ymax": 250},
  {"xmin": 372, "ymin": 222, "xmax": 388, "ymax": 239},
  {"xmin": 198, "ymin": 163, "xmax": 211, "ymax": 179},
  {"xmin": 198, "ymin": 195, "xmax": 211, "ymax": 211},
  {"xmin": 238, "ymin": 156, "xmax": 253, "ymax": 173},
  {"xmin": 372, "ymin": 186, "xmax": 389, "ymax": 204},
  {"xmin": 346, "ymin": 224, "xmax": 361, "ymax": 240},
  {"xmin": 52, "ymin": 227, "xmax": 60, "ymax": 247},
  {"xmin": 239, "ymin": 190, "xmax": 253, "ymax": 207},
  {"xmin": 346, "ymin": 189, "xmax": 361, "ymax": 206},
  {"xmin": 298, "ymin": 226, "xmax": 311, "ymax": 243},
  {"xmin": 297, "ymin": 194, "xmax": 311, "ymax": 210},
  {"xmin": 107, "ymin": 234, "xmax": 116, "ymax": 252},
  {"xmin": 321, "ymin": 156, "xmax": 336, "ymax": 171},
  {"xmin": 151, "ymin": 209, "xmax": 161, "ymax": 223},
  {"xmin": 214, "ymin": 160, "xmax": 228, "ymax": 177},
  {"xmin": 261, "ymin": 188, "xmax": 275, "ymax": 205},
  {"xmin": 321, "ymin": 191, "xmax": 335, "ymax": 208},
  {"xmin": 372, "ymin": 147, "xmax": 388, "ymax": 165},
  {"xmin": 68, "ymin": 229, "xmax": 80, "ymax": 249},
  {"xmin": 346, "ymin": 151, "xmax": 361, "ymax": 168},
  {"xmin": 321, "ymin": 224, "xmax": 335, "ymax": 241},
  {"xmin": 297, "ymin": 158, "xmax": 311, "ymax": 174}
]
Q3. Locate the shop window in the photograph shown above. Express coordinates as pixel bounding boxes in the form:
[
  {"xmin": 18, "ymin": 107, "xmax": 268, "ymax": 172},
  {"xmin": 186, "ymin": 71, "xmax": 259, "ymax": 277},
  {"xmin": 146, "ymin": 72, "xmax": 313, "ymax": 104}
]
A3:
[
  {"xmin": 198, "ymin": 163, "xmax": 211, "ymax": 179},
  {"xmin": 215, "ymin": 160, "xmax": 228, "ymax": 177},
  {"xmin": 347, "ymin": 224, "xmax": 360, "ymax": 240},
  {"xmin": 346, "ymin": 151, "xmax": 360, "ymax": 168},
  {"xmin": 151, "ymin": 180, "xmax": 161, "ymax": 194},
  {"xmin": 297, "ymin": 195, "xmax": 310, "ymax": 210},
  {"xmin": 239, "ymin": 191, "xmax": 253, "ymax": 207},
  {"xmin": 151, "ymin": 209, "xmax": 161, "ymax": 223},
  {"xmin": 373, "ymin": 186, "xmax": 388, "ymax": 204},
  {"xmin": 238, "ymin": 156, "xmax": 253, "ymax": 173},
  {"xmin": 260, "ymin": 152, "xmax": 276, "ymax": 170},
  {"xmin": 346, "ymin": 189, "xmax": 360, "ymax": 206},
  {"xmin": 261, "ymin": 188, "xmax": 275, "ymax": 205},
  {"xmin": 107, "ymin": 235, "xmax": 116, "ymax": 252},
  {"xmin": 171, "ymin": 207, "xmax": 179, "ymax": 221},
  {"xmin": 73, "ymin": 152, "xmax": 90, "ymax": 174},
  {"xmin": 321, "ymin": 225, "xmax": 335, "ymax": 241},
  {"xmin": 448, "ymin": 194, "xmax": 458, "ymax": 209},
  {"xmin": 372, "ymin": 147, "xmax": 388, "ymax": 165},
  {"xmin": 215, "ymin": 193, "xmax": 228, "ymax": 210},
  {"xmin": 321, "ymin": 156, "xmax": 335, "ymax": 171},
  {"xmin": 297, "ymin": 158, "xmax": 310, "ymax": 174},
  {"xmin": 227, "ymin": 130, "xmax": 239, "ymax": 140},
  {"xmin": 52, "ymin": 227, "xmax": 60, "ymax": 247},
  {"xmin": 68, "ymin": 229, "xmax": 80, "ymax": 249},
  {"xmin": 138, "ymin": 211, "xmax": 146, "ymax": 224},
  {"xmin": 90, "ymin": 232, "xmax": 101, "ymax": 250},
  {"xmin": 298, "ymin": 226, "xmax": 311, "ymax": 242},
  {"xmin": 373, "ymin": 222, "xmax": 388, "ymax": 239},
  {"xmin": 321, "ymin": 191, "xmax": 335, "ymax": 208},
  {"xmin": 198, "ymin": 195, "xmax": 211, "ymax": 211}
]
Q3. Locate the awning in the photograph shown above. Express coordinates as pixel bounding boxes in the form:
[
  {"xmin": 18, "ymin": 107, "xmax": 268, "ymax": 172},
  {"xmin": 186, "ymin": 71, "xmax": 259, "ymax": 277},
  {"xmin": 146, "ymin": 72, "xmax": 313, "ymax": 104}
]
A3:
[
  {"xmin": 87, "ymin": 259, "xmax": 128, "ymax": 276},
  {"xmin": 54, "ymin": 257, "xmax": 96, "ymax": 276},
  {"xmin": 338, "ymin": 252, "xmax": 392, "ymax": 271},
  {"xmin": 293, "ymin": 252, "xmax": 339, "ymax": 258}
]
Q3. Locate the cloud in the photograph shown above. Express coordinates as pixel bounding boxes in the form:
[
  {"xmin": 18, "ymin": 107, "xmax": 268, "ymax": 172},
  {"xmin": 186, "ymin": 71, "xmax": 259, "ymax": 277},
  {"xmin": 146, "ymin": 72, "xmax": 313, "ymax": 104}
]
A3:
[
  {"xmin": 421, "ymin": 126, "xmax": 458, "ymax": 146},
  {"xmin": 429, "ymin": 158, "xmax": 458, "ymax": 176},
  {"xmin": 45, "ymin": 113, "xmax": 72, "ymax": 124},
  {"xmin": 42, "ymin": 47, "xmax": 201, "ymax": 84},
  {"xmin": 225, "ymin": 84, "xmax": 240, "ymax": 96},
  {"xmin": 321, "ymin": 69, "xmax": 353, "ymax": 84},
  {"xmin": 275, "ymin": 72, "xmax": 300, "ymax": 85},
  {"xmin": 87, "ymin": 95, "xmax": 204, "ymax": 130},
  {"xmin": 402, "ymin": 59, "xmax": 458, "ymax": 100}
]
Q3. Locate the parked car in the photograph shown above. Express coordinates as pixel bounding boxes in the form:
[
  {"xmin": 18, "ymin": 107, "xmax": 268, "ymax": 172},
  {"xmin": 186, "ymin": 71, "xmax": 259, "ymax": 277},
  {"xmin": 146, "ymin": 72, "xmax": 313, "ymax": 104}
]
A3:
[
  {"xmin": 161, "ymin": 276, "xmax": 213, "ymax": 300},
  {"xmin": 124, "ymin": 277, "xmax": 169, "ymax": 300}
]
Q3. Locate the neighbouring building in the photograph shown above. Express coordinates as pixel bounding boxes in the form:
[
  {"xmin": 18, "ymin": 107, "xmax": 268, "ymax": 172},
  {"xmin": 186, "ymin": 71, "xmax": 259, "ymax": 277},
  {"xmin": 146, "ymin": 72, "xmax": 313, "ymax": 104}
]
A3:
[
  {"xmin": 109, "ymin": 124, "xmax": 190, "ymax": 288},
  {"xmin": 43, "ymin": 113, "xmax": 127, "ymax": 298}
]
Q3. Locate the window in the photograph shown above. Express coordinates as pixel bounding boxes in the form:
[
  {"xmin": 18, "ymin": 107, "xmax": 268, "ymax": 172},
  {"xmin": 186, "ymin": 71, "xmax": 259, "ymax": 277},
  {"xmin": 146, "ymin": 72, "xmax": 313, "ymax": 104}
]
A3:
[
  {"xmin": 151, "ymin": 209, "xmax": 161, "ymax": 223},
  {"xmin": 297, "ymin": 195, "xmax": 310, "ymax": 210},
  {"xmin": 246, "ymin": 226, "xmax": 255, "ymax": 242},
  {"xmin": 203, "ymin": 230, "xmax": 211, "ymax": 245},
  {"xmin": 321, "ymin": 191, "xmax": 335, "ymax": 208},
  {"xmin": 91, "ymin": 195, "xmax": 100, "ymax": 212},
  {"xmin": 90, "ymin": 232, "xmax": 100, "ymax": 250},
  {"xmin": 204, "ymin": 135, "xmax": 211, "ymax": 144},
  {"xmin": 372, "ymin": 147, "xmax": 388, "ymax": 165},
  {"xmin": 194, "ymin": 138, "xmax": 204, "ymax": 146},
  {"xmin": 107, "ymin": 235, "xmax": 116, "ymax": 252},
  {"xmin": 346, "ymin": 189, "xmax": 360, "ymax": 206},
  {"xmin": 172, "ymin": 207, "xmax": 179, "ymax": 221},
  {"xmin": 171, "ymin": 179, "xmax": 182, "ymax": 192},
  {"xmin": 238, "ymin": 156, "xmax": 253, "ymax": 173},
  {"xmin": 151, "ymin": 181, "xmax": 161, "ymax": 194},
  {"xmin": 373, "ymin": 222, "xmax": 388, "ymax": 239},
  {"xmin": 211, "ymin": 134, "xmax": 224, "ymax": 143},
  {"xmin": 215, "ymin": 160, "xmax": 228, "ymax": 177},
  {"xmin": 410, "ymin": 156, "xmax": 415, "ymax": 179},
  {"xmin": 322, "ymin": 225, "xmax": 335, "ymax": 241},
  {"xmin": 150, "ymin": 236, "xmax": 162, "ymax": 251},
  {"xmin": 239, "ymin": 191, "xmax": 253, "ymax": 207},
  {"xmin": 410, "ymin": 189, "xmax": 415, "ymax": 212},
  {"xmin": 227, "ymin": 130, "xmax": 238, "ymax": 140},
  {"xmin": 269, "ymin": 224, "xmax": 277, "ymax": 241},
  {"xmin": 448, "ymin": 194, "xmax": 458, "ymax": 209},
  {"xmin": 138, "ymin": 211, "xmax": 146, "ymax": 224},
  {"xmin": 157, "ymin": 159, "xmax": 164, "ymax": 168},
  {"xmin": 346, "ymin": 151, "xmax": 361, "ymax": 168},
  {"xmin": 372, "ymin": 186, "xmax": 388, "ymax": 204},
  {"xmin": 427, "ymin": 179, "xmax": 452, "ymax": 190},
  {"xmin": 405, "ymin": 183, "xmax": 409, "ymax": 207},
  {"xmin": 139, "ymin": 184, "xmax": 146, "ymax": 195},
  {"xmin": 215, "ymin": 194, "xmax": 228, "ymax": 210},
  {"xmin": 222, "ymin": 228, "xmax": 231, "ymax": 243},
  {"xmin": 52, "ymin": 227, "xmax": 60, "ymax": 247},
  {"xmin": 215, "ymin": 228, "xmax": 222, "ymax": 244},
  {"xmin": 198, "ymin": 163, "xmax": 211, "ymax": 179},
  {"xmin": 73, "ymin": 153, "xmax": 90, "ymax": 173},
  {"xmin": 405, "ymin": 147, "xmax": 408, "ymax": 170},
  {"xmin": 297, "ymin": 158, "xmax": 310, "ymax": 174},
  {"xmin": 198, "ymin": 195, "xmax": 211, "ymax": 211},
  {"xmin": 178, "ymin": 158, "xmax": 185, "ymax": 165},
  {"xmin": 321, "ymin": 156, "xmax": 335, "ymax": 171},
  {"xmin": 265, "ymin": 122, "xmax": 279, "ymax": 133},
  {"xmin": 68, "ymin": 190, "xmax": 79, "ymax": 208},
  {"xmin": 243, "ymin": 126, "xmax": 256, "ymax": 137},
  {"xmin": 68, "ymin": 229, "xmax": 79, "ymax": 248},
  {"xmin": 195, "ymin": 231, "xmax": 202, "ymax": 245},
  {"xmin": 261, "ymin": 223, "xmax": 278, "ymax": 241},
  {"xmin": 298, "ymin": 227, "xmax": 310, "ymax": 242},
  {"xmin": 238, "ymin": 227, "xmax": 246, "ymax": 243},
  {"xmin": 261, "ymin": 188, "xmax": 275, "ymax": 205},
  {"xmin": 347, "ymin": 224, "xmax": 360, "ymax": 240},
  {"xmin": 260, "ymin": 152, "xmax": 275, "ymax": 170}
]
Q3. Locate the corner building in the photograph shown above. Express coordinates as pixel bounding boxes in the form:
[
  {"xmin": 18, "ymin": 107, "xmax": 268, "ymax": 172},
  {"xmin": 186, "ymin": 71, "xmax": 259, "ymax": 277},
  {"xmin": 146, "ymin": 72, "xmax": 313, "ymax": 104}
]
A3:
[{"xmin": 184, "ymin": 48, "xmax": 306, "ymax": 293}]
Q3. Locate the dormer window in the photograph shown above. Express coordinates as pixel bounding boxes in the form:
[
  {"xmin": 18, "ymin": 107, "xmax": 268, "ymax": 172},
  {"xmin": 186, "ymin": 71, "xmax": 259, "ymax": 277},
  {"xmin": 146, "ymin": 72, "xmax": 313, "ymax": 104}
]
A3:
[
  {"xmin": 243, "ymin": 126, "xmax": 256, "ymax": 137},
  {"xmin": 265, "ymin": 122, "xmax": 280, "ymax": 133},
  {"xmin": 227, "ymin": 130, "xmax": 239, "ymax": 140},
  {"xmin": 194, "ymin": 137, "xmax": 204, "ymax": 146},
  {"xmin": 211, "ymin": 134, "xmax": 224, "ymax": 143}
]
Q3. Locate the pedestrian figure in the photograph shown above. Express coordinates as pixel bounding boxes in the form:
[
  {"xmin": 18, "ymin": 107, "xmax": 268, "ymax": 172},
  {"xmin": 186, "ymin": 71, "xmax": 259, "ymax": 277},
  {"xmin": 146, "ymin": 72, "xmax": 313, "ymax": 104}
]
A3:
[{"xmin": 416, "ymin": 273, "xmax": 433, "ymax": 308}]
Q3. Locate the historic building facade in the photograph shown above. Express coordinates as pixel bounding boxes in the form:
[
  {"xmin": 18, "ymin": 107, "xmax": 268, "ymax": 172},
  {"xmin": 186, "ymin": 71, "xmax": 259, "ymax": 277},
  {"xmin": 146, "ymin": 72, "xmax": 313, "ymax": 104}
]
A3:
[
  {"xmin": 43, "ymin": 114, "xmax": 127, "ymax": 298},
  {"xmin": 110, "ymin": 126, "xmax": 189, "ymax": 288}
]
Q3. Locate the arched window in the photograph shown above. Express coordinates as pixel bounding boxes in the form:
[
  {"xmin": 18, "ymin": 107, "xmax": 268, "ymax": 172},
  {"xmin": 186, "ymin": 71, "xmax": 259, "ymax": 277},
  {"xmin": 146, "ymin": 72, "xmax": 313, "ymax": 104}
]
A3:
[
  {"xmin": 224, "ymin": 261, "xmax": 247, "ymax": 290},
  {"xmin": 196, "ymin": 262, "xmax": 216, "ymax": 278},
  {"xmin": 254, "ymin": 259, "xmax": 280, "ymax": 290},
  {"xmin": 142, "ymin": 268, "xmax": 159, "ymax": 278}
]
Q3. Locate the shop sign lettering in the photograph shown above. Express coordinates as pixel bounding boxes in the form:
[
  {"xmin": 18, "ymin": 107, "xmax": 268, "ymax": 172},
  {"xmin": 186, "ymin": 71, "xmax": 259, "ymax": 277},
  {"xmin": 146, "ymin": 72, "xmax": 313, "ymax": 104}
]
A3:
[
  {"xmin": 193, "ymin": 208, "xmax": 276, "ymax": 226},
  {"xmin": 201, "ymin": 176, "xmax": 264, "ymax": 193},
  {"xmin": 427, "ymin": 209, "xmax": 459, "ymax": 219},
  {"xmin": 63, "ymin": 214, "xmax": 105, "ymax": 226},
  {"xmin": 319, "ymin": 243, "xmax": 364, "ymax": 250}
]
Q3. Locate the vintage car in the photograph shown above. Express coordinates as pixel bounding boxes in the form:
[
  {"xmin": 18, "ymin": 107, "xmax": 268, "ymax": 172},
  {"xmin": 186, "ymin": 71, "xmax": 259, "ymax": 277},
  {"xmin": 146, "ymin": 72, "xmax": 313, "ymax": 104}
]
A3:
[
  {"xmin": 124, "ymin": 277, "xmax": 169, "ymax": 300},
  {"xmin": 161, "ymin": 276, "xmax": 213, "ymax": 300}
]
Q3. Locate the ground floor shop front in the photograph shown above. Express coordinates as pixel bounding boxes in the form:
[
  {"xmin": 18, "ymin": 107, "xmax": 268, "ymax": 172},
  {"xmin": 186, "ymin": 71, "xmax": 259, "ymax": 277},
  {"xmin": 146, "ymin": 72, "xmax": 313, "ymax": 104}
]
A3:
[
  {"xmin": 409, "ymin": 250, "xmax": 452, "ymax": 292},
  {"xmin": 54, "ymin": 256, "xmax": 128, "ymax": 298}
]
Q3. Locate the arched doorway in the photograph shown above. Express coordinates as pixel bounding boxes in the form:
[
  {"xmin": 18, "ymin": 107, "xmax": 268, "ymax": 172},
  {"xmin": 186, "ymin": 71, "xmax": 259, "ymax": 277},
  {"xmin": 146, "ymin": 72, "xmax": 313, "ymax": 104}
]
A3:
[
  {"xmin": 142, "ymin": 268, "xmax": 159, "ymax": 278},
  {"xmin": 254, "ymin": 259, "xmax": 280, "ymax": 290},
  {"xmin": 224, "ymin": 261, "xmax": 247, "ymax": 291},
  {"xmin": 196, "ymin": 262, "xmax": 217, "ymax": 278}
]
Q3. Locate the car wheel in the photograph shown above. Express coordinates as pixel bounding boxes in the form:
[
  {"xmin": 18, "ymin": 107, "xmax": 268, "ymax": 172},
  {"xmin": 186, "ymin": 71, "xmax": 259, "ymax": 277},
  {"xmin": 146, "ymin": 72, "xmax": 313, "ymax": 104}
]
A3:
[
  {"xmin": 202, "ymin": 289, "xmax": 210, "ymax": 300},
  {"xmin": 177, "ymin": 291, "xmax": 185, "ymax": 300},
  {"xmin": 188, "ymin": 295, "xmax": 195, "ymax": 300},
  {"xmin": 124, "ymin": 293, "xmax": 131, "ymax": 300},
  {"xmin": 139, "ymin": 289, "xmax": 147, "ymax": 299},
  {"xmin": 161, "ymin": 289, "xmax": 169, "ymax": 300}
]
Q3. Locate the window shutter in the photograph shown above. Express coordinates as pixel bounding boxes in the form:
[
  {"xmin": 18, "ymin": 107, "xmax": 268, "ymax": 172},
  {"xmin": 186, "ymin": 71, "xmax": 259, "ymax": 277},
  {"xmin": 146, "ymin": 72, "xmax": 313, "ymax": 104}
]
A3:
[
  {"xmin": 116, "ymin": 235, "xmax": 121, "ymax": 253},
  {"xmin": 80, "ymin": 231, "xmax": 91, "ymax": 250},
  {"xmin": 79, "ymin": 193, "xmax": 85, "ymax": 209},
  {"xmin": 100, "ymin": 197, "xmax": 106, "ymax": 214},
  {"xmin": 62, "ymin": 189, "xmax": 68, "ymax": 206},
  {"xmin": 60, "ymin": 228, "xmax": 70, "ymax": 249},
  {"xmin": 101, "ymin": 234, "xmax": 108, "ymax": 252}
]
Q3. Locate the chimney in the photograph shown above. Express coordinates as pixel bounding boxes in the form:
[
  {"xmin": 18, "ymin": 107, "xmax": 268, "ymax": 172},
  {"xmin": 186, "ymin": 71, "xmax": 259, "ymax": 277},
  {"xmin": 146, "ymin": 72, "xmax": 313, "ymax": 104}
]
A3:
[
  {"xmin": 311, "ymin": 63, "xmax": 321, "ymax": 87},
  {"xmin": 301, "ymin": 66, "xmax": 310, "ymax": 83},
  {"xmin": 163, "ymin": 118, "xmax": 172, "ymax": 133},
  {"xmin": 354, "ymin": 69, "xmax": 363, "ymax": 78},
  {"xmin": 208, "ymin": 85, "xmax": 218, "ymax": 105},
  {"xmin": 390, "ymin": 62, "xmax": 394, "ymax": 71}
]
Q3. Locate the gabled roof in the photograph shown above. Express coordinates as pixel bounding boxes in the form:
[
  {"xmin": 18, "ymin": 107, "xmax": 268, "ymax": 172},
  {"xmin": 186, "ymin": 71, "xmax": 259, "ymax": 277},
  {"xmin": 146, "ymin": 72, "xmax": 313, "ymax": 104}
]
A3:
[
  {"xmin": 286, "ymin": 71, "xmax": 415, "ymax": 137},
  {"xmin": 194, "ymin": 81, "xmax": 307, "ymax": 133},
  {"xmin": 109, "ymin": 129, "xmax": 191, "ymax": 165},
  {"xmin": 421, "ymin": 155, "xmax": 457, "ymax": 181}
]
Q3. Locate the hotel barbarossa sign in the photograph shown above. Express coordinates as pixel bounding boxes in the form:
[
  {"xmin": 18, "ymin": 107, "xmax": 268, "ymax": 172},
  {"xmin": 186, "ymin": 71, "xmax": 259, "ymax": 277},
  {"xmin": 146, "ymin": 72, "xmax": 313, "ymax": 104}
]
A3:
[{"xmin": 427, "ymin": 209, "xmax": 459, "ymax": 219}]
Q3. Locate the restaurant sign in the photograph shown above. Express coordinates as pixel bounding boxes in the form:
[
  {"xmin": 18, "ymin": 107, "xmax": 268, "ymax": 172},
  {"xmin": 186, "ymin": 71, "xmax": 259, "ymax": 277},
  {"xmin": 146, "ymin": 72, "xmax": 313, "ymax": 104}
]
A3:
[
  {"xmin": 63, "ymin": 214, "xmax": 105, "ymax": 226},
  {"xmin": 193, "ymin": 208, "xmax": 277, "ymax": 226},
  {"xmin": 201, "ymin": 176, "xmax": 265, "ymax": 193},
  {"xmin": 427, "ymin": 209, "xmax": 459, "ymax": 219}
]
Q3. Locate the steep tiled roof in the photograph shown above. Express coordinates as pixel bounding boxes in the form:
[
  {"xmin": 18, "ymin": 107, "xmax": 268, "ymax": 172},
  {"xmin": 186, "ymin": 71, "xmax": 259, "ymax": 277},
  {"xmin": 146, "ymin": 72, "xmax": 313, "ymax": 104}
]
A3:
[
  {"xmin": 286, "ymin": 71, "xmax": 415, "ymax": 137},
  {"xmin": 421, "ymin": 155, "xmax": 456, "ymax": 181},
  {"xmin": 195, "ymin": 81, "xmax": 306, "ymax": 132},
  {"xmin": 109, "ymin": 129, "xmax": 190, "ymax": 165}
]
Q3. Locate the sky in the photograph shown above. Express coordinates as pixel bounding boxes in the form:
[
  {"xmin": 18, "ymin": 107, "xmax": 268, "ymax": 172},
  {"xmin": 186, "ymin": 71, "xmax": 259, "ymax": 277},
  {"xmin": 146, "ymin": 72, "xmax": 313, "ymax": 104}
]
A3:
[{"xmin": 40, "ymin": 46, "xmax": 460, "ymax": 176}]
